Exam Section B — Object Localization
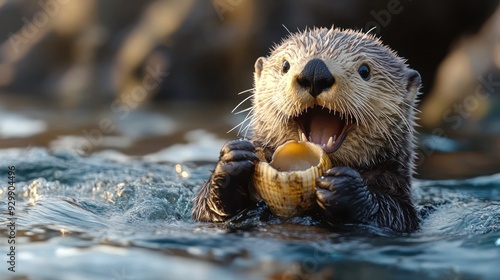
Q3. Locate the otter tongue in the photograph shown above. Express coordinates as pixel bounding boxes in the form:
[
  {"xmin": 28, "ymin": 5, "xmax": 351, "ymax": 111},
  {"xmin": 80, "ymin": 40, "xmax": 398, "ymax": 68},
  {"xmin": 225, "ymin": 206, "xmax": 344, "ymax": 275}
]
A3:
[{"xmin": 308, "ymin": 114, "xmax": 342, "ymax": 150}]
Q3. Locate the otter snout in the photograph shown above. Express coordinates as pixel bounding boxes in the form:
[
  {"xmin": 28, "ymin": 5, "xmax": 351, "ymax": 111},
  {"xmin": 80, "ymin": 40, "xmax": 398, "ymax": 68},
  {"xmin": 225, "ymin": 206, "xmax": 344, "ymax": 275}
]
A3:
[{"xmin": 296, "ymin": 59, "xmax": 335, "ymax": 97}]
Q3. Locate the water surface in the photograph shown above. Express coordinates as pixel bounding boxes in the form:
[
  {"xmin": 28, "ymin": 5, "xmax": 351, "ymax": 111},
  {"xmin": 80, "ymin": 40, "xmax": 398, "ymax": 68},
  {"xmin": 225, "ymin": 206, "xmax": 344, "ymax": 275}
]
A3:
[{"xmin": 1, "ymin": 147, "xmax": 499, "ymax": 280}]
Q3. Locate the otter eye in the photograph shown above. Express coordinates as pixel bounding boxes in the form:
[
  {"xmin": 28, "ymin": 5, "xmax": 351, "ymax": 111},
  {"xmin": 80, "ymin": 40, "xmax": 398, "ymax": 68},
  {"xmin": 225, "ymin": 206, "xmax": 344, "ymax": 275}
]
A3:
[
  {"xmin": 282, "ymin": 60, "xmax": 290, "ymax": 74},
  {"xmin": 358, "ymin": 64, "xmax": 370, "ymax": 81}
]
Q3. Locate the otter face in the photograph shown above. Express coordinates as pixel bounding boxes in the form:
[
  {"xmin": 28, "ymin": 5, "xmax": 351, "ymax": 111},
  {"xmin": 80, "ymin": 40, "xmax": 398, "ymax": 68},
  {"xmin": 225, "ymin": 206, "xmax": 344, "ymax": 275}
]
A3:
[{"xmin": 250, "ymin": 27, "xmax": 421, "ymax": 167}]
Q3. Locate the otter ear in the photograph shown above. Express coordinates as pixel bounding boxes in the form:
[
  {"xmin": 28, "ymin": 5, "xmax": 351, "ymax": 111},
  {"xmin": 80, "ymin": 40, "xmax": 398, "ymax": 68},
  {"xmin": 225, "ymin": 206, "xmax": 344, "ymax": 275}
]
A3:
[
  {"xmin": 254, "ymin": 56, "xmax": 267, "ymax": 79},
  {"xmin": 405, "ymin": 69, "xmax": 421, "ymax": 102}
]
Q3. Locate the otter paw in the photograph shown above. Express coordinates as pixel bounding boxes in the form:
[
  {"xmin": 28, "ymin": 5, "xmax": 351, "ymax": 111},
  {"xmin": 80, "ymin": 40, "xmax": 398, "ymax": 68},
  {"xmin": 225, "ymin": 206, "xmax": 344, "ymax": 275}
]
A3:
[
  {"xmin": 210, "ymin": 139, "xmax": 257, "ymax": 209},
  {"xmin": 315, "ymin": 166, "xmax": 378, "ymax": 224},
  {"xmin": 192, "ymin": 139, "xmax": 257, "ymax": 222},
  {"xmin": 215, "ymin": 139, "xmax": 257, "ymax": 178}
]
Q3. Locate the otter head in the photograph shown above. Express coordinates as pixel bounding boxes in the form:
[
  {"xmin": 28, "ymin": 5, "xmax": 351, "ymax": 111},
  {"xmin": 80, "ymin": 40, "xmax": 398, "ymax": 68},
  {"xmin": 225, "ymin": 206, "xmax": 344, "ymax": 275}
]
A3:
[{"xmin": 250, "ymin": 27, "xmax": 421, "ymax": 167}]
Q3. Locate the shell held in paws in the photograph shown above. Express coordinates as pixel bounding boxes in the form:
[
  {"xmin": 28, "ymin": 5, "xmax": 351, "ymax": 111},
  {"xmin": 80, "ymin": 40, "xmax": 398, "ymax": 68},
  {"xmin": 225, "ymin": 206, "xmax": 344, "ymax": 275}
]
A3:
[{"xmin": 252, "ymin": 141, "xmax": 332, "ymax": 219}]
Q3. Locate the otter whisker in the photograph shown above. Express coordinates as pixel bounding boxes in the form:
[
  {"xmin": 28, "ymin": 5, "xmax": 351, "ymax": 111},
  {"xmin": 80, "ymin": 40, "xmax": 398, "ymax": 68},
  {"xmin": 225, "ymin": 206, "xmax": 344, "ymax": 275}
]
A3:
[
  {"xmin": 237, "ymin": 88, "xmax": 255, "ymax": 95},
  {"xmin": 233, "ymin": 106, "xmax": 253, "ymax": 115},
  {"xmin": 242, "ymin": 115, "xmax": 258, "ymax": 134},
  {"xmin": 227, "ymin": 118, "xmax": 248, "ymax": 135},
  {"xmin": 228, "ymin": 107, "xmax": 255, "ymax": 135},
  {"xmin": 232, "ymin": 94, "xmax": 254, "ymax": 113}
]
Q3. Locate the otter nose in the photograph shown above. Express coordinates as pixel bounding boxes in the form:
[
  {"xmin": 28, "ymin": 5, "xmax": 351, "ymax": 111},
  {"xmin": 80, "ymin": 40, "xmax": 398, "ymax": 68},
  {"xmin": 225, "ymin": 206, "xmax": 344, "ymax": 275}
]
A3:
[{"xmin": 296, "ymin": 59, "xmax": 335, "ymax": 98}]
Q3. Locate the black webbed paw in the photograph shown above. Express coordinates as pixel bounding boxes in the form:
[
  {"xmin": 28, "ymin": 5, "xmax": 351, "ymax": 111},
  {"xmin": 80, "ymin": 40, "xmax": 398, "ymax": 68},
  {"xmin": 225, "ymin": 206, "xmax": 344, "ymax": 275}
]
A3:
[
  {"xmin": 315, "ymin": 166, "xmax": 379, "ymax": 225},
  {"xmin": 210, "ymin": 139, "xmax": 258, "ymax": 214},
  {"xmin": 193, "ymin": 139, "xmax": 258, "ymax": 222},
  {"xmin": 215, "ymin": 139, "xmax": 257, "ymax": 177}
]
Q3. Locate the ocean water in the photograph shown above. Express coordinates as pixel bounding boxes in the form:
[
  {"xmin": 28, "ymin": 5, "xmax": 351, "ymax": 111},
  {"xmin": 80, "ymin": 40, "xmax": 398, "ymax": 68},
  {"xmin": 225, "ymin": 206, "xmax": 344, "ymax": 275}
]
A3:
[{"xmin": 0, "ymin": 147, "xmax": 499, "ymax": 280}]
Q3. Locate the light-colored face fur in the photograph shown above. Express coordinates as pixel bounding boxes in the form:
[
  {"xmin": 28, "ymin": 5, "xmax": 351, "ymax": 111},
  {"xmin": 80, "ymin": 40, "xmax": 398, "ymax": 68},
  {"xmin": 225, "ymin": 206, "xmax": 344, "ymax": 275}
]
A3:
[{"xmin": 241, "ymin": 27, "xmax": 420, "ymax": 169}]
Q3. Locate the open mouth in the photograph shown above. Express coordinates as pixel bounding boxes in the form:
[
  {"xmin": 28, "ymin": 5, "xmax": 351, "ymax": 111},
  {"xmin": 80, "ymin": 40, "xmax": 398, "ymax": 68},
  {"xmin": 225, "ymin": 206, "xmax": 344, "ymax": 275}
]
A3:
[{"xmin": 294, "ymin": 106, "xmax": 352, "ymax": 153}]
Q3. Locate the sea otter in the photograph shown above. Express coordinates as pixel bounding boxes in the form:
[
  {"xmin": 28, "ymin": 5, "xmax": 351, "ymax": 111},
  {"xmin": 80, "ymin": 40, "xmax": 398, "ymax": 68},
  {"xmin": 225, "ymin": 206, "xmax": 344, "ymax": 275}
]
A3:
[{"xmin": 192, "ymin": 27, "xmax": 421, "ymax": 233}]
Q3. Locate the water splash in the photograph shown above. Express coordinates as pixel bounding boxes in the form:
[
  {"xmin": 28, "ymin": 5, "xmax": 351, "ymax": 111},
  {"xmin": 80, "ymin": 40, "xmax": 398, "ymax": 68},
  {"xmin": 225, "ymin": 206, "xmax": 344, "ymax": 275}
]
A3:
[{"xmin": 0, "ymin": 147, "xmax": 499, "ymax": 280}]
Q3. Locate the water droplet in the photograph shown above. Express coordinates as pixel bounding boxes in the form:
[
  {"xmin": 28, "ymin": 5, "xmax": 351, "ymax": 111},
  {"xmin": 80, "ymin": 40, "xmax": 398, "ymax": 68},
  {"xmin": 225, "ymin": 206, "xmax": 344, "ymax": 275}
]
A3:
[
  {"xmin": 60, "ymin": 228, "xmax": 70, "ymax": 236},
  {"xmin": 175, "ymin": 164, "xmax": 182, "ymax": 173},
  {"xmin": 495, "ymin": 238, "xmax": 500, "ymax": 246}
]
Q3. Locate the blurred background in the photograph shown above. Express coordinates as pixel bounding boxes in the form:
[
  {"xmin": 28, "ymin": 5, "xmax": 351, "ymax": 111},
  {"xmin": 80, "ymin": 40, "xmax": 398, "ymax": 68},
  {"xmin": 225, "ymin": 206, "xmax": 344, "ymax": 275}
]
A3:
[{"xmin": 0, "ymin": 0, "xmax": 499, "ymax": 179}]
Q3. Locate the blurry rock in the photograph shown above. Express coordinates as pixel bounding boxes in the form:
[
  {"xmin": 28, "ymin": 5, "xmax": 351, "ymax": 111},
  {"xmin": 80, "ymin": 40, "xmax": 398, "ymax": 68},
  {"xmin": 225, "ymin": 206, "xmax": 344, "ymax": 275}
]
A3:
[
  {"xmin": 112, "ymin": 0, "xmax": 196, "ymax": 104},
  {"xmin": 0, "ymin": 0, "xmax": 99, "ymax": 107},
  {"xmin": 419, "ymin": 4, "xmax": 500, "ymax": 133},
  {"xmin": 134, "ymin": 0, "xmax": 499, "ymax": 102},
  {"xmin": 415, "ymin": 5, "xmax": 500, "ymax": 179},
  {"xmin": 1, "ymin": 0, "xmax": 498, "ymax": 106},
  {"xmin": 115, "ymin": 0, "xmax": 258, "ymax": 102}
]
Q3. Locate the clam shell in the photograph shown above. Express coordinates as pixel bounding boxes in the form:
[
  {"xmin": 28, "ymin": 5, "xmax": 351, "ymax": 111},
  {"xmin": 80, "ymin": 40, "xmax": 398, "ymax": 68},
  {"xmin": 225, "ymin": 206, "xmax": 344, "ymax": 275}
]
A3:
[{"xmin": 253, "ymin": 141, "xmax": 332, "ymax": 219}]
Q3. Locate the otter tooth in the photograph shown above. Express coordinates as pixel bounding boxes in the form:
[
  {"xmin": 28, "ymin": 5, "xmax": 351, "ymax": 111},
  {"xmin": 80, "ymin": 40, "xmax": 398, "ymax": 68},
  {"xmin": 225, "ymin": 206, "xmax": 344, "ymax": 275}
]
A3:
[
  {"xmin": 327, "ymin": 136, "xmax": 334, "ymax": 149},
  {"xmin": 300, "ymin": 132, "xmax": 308, "ymax": 142},
  {"xmin": 297, "ymin": 130, "xmax": 302, "ymax": 141}
]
